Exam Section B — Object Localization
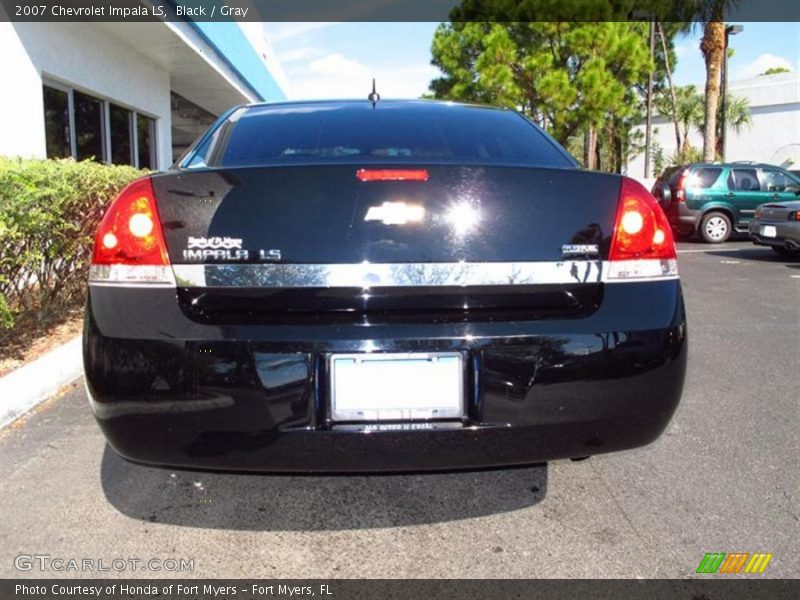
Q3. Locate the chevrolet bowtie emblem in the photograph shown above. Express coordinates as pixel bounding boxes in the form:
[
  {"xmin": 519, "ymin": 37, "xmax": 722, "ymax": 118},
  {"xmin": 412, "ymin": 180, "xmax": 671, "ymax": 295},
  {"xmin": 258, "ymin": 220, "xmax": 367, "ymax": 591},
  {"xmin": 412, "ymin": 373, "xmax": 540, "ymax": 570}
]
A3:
[{"xmin": 364, "ymin": 202, "xmax": 425, "ymax": 225}]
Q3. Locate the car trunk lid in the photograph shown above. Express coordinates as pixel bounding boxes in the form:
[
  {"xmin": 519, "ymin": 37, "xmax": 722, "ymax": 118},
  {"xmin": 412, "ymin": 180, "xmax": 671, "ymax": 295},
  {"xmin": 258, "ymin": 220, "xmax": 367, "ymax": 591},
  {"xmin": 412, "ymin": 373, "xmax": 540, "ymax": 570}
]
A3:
[{"xmin": 151, "ymin": 165, "xmax": 620, "ymax": 321}]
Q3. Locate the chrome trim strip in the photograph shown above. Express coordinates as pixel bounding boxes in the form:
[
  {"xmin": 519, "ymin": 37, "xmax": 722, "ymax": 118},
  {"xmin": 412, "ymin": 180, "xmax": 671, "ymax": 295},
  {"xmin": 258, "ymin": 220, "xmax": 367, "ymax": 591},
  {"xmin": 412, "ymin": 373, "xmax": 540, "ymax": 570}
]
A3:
[
  {"xmin": 171, "ymin": 261, "xmax": 608, "ymax": 288},
  {"xmin": 87, "ymin": 260, "xmax": 678, "ymax": 289}
]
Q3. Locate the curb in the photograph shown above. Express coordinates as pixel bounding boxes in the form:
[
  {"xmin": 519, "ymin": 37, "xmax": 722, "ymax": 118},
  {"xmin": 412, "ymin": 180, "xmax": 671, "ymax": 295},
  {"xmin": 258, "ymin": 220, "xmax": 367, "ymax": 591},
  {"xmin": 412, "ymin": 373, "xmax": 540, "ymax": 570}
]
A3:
[{"xmin": 0, "ymin": 335, "xmax": 83, "ymax": 429}]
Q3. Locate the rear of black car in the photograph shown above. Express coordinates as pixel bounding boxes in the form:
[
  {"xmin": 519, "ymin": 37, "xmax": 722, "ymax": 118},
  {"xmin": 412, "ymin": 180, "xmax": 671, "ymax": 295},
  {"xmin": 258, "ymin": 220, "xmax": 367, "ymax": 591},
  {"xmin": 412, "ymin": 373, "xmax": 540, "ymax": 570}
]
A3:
[
  {"xmin": 750, "ymin": 201, "xmax": 800, "ymax": 256},
  {"xmin": 84, "ymin": 101, "xmax": 686, "ymax": 472}
]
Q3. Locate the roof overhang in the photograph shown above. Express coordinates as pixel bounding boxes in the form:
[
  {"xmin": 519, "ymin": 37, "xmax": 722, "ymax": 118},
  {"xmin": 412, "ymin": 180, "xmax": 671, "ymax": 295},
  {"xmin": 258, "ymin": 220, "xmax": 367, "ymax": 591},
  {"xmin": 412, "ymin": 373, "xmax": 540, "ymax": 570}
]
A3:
[{"xmin": 95, "ymin": 21, "xmax": 256, "ymax": 116}]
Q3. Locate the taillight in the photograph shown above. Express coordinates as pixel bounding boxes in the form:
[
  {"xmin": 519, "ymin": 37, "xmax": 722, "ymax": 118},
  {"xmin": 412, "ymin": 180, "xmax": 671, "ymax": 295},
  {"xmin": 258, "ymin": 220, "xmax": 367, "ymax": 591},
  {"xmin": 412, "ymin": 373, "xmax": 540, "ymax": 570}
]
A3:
[
  {"xmin": 607, "ymin": 177, "xmax": 678, "ymax": 280},
  {"xmin": 789, "ymin": 211, "xmax": 800, "ymax": 222},
  {"xmin": 89, "ymin": 177, "xmax": 174, "ymax": 285},
  {"xmin": 675, "ymin": 169, "xmax": 687, "ymax": 202},
  {"xmin": 356, "ymin": 169, "xmax": 429, "ymax": 182}
]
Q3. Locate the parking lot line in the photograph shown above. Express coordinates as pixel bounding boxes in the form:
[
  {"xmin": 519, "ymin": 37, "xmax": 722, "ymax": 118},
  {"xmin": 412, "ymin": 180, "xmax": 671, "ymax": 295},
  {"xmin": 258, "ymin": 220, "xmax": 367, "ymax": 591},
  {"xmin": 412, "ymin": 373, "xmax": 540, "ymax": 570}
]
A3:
[{"xmin": 677, "ymin": 248, "xmax": 742, "ymax": 254}]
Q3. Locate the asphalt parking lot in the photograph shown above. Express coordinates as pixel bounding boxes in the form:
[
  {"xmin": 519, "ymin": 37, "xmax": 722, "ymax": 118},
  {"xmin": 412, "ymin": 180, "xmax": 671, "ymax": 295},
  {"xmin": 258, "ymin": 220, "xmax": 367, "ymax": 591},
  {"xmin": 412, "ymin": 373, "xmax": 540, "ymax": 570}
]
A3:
[{"xmin": 1, "ymin": 240, "xmax": 798, "ymax": 579}]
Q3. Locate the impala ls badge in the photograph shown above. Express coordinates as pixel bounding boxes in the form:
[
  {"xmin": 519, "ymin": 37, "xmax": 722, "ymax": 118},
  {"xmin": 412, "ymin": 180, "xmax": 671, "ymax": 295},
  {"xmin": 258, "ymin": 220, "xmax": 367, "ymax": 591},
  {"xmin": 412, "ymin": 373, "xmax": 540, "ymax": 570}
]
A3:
[
  {"xmin": 259, "ymin": 249, "xmax": 282, "ymax": 261},
  {"xmin": 562, "ymin": 244, "xmax": 599, "ymax": 257},
  {"xmin": 365, "ymin": 202, "xmax": 425, "ymax": 225}
]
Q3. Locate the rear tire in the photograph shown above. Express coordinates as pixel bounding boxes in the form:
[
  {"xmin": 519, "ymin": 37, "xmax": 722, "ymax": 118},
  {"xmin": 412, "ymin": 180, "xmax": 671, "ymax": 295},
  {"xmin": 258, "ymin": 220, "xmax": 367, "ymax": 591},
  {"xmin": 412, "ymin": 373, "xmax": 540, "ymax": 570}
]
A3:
[{"xmin": 700, "ymin": 212, "xmax": 732, "ymax": 243}]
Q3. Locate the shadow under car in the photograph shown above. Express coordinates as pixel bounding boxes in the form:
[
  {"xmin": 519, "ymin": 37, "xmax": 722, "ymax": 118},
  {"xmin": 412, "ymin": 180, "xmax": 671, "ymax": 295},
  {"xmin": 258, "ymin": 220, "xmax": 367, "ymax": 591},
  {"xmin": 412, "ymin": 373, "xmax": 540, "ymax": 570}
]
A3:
[{"xmin": 100, "ymin": 445, "xmax": 548, "ymax": 532}]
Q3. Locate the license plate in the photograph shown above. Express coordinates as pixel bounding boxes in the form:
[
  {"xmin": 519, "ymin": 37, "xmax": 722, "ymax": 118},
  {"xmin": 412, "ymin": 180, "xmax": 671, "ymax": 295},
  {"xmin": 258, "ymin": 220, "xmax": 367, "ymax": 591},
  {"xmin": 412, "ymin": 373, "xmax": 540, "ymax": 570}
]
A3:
[
  {"xmin": 762, "ymin": 225, "xmax": 777, "ymax": 238},
  {"xmin": 330, "ymin": 353, "xmax": 464, "ymax": 421}
]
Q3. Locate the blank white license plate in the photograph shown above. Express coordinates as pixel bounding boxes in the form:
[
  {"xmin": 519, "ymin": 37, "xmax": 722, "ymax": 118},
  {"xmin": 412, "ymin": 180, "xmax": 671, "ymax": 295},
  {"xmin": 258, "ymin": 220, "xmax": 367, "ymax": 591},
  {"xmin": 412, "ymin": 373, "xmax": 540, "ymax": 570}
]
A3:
[
  {"xmin": 761, "ymin": 225, "xmax": 777, "ymax": 238},
  {"xmin": 330, "ymin": 353, "xmax": 464, "ymax": 421}
]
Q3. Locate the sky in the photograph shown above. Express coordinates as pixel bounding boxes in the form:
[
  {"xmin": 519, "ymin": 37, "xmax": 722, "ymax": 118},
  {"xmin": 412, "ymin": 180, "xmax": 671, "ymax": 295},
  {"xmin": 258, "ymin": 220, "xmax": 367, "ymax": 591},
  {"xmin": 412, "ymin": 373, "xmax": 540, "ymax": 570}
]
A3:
[
  {"xmin": 263, "ymin": 22, "xmax": 800, "ymax": 100},
  {"xmin": 670, "ymin": 22, "xmax": 800, "ymax": 86}
]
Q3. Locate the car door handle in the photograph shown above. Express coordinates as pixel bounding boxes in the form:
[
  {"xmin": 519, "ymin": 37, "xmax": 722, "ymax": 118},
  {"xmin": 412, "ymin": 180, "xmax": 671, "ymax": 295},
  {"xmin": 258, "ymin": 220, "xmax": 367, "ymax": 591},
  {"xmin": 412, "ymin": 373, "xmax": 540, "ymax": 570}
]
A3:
[{"xmin": 726, "ymin": 192, "xmax": 735, "ymax": 198}]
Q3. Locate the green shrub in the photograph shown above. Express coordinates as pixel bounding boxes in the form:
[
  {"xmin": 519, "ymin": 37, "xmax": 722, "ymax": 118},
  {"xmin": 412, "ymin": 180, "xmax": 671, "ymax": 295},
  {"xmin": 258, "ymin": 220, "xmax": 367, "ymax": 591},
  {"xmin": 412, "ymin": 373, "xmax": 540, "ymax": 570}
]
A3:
[
  {"xmin": 0, "ymin": 157, "xmax": 147, "ymax": 329},
  {"xmin": 669, "ymin": 145, "xmax": 703, "ymax": 166}
]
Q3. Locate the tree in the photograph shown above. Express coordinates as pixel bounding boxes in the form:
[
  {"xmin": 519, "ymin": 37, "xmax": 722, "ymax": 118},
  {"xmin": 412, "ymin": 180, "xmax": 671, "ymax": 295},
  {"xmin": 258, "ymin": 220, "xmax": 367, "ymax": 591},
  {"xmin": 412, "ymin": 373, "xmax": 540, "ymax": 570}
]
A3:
[
  {"xmin": 656, "ymin": 84, "xmax": 703, "ymax": 154},
  {"xmin": 699, "ymin": 20, "xmax": 725, "ymax": 161},
  {"xmin": 651, "ymin": 137, "xmax": 666, "ymax": 175},
  {"xmin": 760, "ymin": 67, "xmax": 790, "ymax": 76},
  {"xmin": 429, "ymin": 22, "xmax": 653, "ymax": 170},
  {"xmin": 721, "ymin": 94, "xmax": 751, "ymax": 134},
  {"xmin": 682, "ymin": 0, "xmax": 742, "ymax": 161},
  {"xmin": 656, "ymin": 21, "xmax": 682, "ymax": 152},
  {"xmin": 657, "ymin": 85, "xmax": 749, "ymax": 160},
  {"xmin": 697, "ymin": 92, "xmax": 751, "ymax": 157}
]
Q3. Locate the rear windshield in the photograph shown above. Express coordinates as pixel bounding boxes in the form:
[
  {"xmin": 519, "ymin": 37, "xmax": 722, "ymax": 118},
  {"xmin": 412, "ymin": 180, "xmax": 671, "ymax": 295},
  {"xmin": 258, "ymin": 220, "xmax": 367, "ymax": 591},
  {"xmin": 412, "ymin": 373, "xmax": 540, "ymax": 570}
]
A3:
[
  {"xmin": 186, "ymin": 102, "xmax": 575, "ymax": 169},
  {"xmin": 689, "ymin": 167, "xmax": 723, "ymax": 188},
  {"xmin": 659, "ymin": 166, "xmax": 683, "ymax": 182}
]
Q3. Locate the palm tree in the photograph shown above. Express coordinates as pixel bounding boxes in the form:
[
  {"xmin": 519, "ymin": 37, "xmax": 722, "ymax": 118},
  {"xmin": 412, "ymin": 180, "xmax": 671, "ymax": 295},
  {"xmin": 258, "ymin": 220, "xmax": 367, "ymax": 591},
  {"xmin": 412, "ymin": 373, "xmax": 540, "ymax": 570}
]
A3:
[
  {"xmin": 686, "ymin": 0, "xmax": 740, "ymax": 161},
  {"xmin": 722, "ymin": 95, "xmax": 751, "ymax": 134},
  {"xmin": 675, "ymin": 85, "xmax": 704, "ymax": 153},
  {"xmin": 695, "ymin": 93, "xmax": 752, "ymax": 157},
  {"xmin": 699, "ymin": 19, "xmax": 726, "ymax": 161}
]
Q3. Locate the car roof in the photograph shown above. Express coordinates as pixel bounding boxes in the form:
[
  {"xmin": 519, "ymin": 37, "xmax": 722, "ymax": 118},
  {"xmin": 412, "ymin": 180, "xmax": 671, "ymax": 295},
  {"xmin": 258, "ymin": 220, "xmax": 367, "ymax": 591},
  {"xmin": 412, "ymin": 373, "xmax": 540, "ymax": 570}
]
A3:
[
  {"xmin": 686, "ymin": 162, "xmax": 787, "ymax": 169},
  {"xmin": 240, "ymin": 98, "xmax": 514, "ymax": 114}
]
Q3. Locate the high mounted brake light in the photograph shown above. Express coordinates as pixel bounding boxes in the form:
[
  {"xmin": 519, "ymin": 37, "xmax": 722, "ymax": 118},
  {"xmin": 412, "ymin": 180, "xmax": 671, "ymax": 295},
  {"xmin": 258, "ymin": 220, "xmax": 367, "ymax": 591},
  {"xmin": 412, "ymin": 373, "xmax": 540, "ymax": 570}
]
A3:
[
  {"xmin": 89, "ymin": 177, "xmax": 174, "ymax": 285},
  {"xmin": 356, "ymin": 169, "xmax": 429, "ymax": 182},
  {"xmin": 607, "ymin": 177, "xmax": 678, "ymax": 281}
]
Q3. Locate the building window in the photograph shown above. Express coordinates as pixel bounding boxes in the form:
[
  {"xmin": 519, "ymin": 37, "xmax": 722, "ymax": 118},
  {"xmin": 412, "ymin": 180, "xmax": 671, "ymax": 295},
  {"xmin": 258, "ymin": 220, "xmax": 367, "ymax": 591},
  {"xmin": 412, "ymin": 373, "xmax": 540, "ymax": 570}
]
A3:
[
  {"xmin": 137, "ymin": 114, "xmax": 156, "ymax": 169},
  {"xmin": 42, "ymin": 86, "xmax": 71, "ymax": 159},
  {"xmin": 41, "ymin": 83, "xmax": 156, "ymax": 168},
  {"xmin": 110, "ymin": 104, "xmax": 133, "ymax": 166},
  {"xmin": 73, "ymin": 91, "xmax": 105, "ymax": 162}
]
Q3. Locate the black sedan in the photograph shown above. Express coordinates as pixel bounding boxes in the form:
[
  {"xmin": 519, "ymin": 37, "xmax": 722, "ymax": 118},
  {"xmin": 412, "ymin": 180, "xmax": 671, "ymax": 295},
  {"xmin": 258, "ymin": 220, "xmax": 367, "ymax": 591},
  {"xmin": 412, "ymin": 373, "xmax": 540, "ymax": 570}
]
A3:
[
  {"xmin": 750, "ymin": 200, "xmax": 800, "ymax": 257},
  {"xmin": 84, "ymin": 100, "xmax": 687, "ymax": 472}
]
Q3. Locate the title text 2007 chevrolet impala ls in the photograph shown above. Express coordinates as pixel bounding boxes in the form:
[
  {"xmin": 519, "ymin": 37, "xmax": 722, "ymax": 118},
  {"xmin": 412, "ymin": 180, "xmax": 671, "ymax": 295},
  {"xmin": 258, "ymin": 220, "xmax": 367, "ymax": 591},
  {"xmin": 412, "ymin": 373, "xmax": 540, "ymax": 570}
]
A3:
[{"xmin": 83, "ymin": 100, "xmax": 686, "ymax": 472}]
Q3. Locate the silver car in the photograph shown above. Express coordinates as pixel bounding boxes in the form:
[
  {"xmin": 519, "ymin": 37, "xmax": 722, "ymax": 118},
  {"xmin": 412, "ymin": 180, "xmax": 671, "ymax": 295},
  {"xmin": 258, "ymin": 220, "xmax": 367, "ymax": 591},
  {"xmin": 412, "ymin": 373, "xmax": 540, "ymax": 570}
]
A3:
[{"xmin": 750, "ymin": 200, "xmax": 800, "ymax": 257}]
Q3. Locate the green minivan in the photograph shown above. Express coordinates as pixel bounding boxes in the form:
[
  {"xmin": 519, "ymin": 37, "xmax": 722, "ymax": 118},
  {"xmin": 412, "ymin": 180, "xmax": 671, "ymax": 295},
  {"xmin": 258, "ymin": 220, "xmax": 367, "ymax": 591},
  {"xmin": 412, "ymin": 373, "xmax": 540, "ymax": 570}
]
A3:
[{"xmin": 652, "ymin": 162, "xmax": 800, "ymax": 243}]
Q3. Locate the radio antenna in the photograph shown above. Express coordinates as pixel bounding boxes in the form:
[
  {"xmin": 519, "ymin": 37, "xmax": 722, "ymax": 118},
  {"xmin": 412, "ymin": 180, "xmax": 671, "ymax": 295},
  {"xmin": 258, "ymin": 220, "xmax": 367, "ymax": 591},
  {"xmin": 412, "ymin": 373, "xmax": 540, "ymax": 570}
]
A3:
[{"xmin": 368, "ymin": 79, "xmax": 380, "ymax": 107}]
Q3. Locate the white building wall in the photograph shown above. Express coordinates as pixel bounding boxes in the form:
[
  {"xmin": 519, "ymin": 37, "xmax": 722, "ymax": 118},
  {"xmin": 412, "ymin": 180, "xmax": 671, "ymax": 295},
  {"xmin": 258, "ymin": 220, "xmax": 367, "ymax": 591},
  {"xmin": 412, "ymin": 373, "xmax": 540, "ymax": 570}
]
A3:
[
  {"xmin": 0, "ymin": 22, "xmax": 48, "ymax": 160},
  {"xmin": 725, "ymin": 74, "xmax": 800, "ymax": 167},
  {"xmin": 627, "ymin": 72, "xmax": 800, "ymax": 181},
  {"xmin": 0, "ymin": 22, "xmax": 172, "ymax": 169}
]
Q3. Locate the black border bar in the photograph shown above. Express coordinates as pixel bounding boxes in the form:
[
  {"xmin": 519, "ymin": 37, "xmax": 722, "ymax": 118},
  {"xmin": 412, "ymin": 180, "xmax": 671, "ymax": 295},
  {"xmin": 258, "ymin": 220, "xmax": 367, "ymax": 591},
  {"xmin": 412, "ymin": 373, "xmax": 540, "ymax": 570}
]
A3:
[
  {"xmin": 1, "ymin": 0, "xmax": 799, "ymax": 22},
  {"xmin": 3, "ymin": 579, "xmax": 799, "ymax": 600}
]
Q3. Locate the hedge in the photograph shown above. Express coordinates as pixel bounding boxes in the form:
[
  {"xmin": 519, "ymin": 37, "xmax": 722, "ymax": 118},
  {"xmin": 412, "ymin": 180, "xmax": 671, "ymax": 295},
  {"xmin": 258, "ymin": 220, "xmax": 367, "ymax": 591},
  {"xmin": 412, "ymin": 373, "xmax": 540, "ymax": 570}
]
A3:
[{"xmin": 0, "ymin": 157, "xmax": 147, "ymax": 329}]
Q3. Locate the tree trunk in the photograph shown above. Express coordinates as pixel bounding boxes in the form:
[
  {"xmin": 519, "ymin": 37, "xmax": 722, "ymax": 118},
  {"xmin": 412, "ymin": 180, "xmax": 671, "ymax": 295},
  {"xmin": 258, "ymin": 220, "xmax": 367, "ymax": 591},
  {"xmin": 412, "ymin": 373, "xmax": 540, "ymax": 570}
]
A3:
[
  {"xmin": 595, "ymin": 130, "xmax": 602, "ymax": 171},
  {"xmin": 583, "ymin": 127, "xmax": 597, "ymax": 170},
  {"xmin": 657, "ymin": 22, "xmax": 682, "ymax": 152},
  {"xmin": 583, "ymin": 129, "xmax": 590, "ymax": 169},
  {"xmin": 700, "ymin": 21, "xmax": 725, "ymax": 162}
]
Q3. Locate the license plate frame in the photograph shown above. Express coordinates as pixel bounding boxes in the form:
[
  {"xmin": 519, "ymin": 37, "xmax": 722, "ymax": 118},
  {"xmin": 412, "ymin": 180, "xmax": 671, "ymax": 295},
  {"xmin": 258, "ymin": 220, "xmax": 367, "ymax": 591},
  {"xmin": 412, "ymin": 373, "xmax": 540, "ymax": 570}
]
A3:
[
  {"xmin": 329, "ymin": 352, "xmax": 465, "ymax": 422},
  {"xmin": 762, "ymin": 225, "xmax": 777, "ymax": 238}
]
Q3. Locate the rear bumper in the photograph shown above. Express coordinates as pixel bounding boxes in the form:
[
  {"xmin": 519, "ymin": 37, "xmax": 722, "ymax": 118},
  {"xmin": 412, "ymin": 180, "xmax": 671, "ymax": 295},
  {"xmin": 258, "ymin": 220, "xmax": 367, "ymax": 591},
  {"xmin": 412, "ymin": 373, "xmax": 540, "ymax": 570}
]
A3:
[
  {"xmin": 666, "ymin": 202, "xmax": 700, "ymax": 233},
  {"xmin": 749, "ymin": 221, "xmax": 800, "ymax": 249},
  {"xmin": 83, "ymin": 280, "xmax": 687, "ymax": 473}
]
